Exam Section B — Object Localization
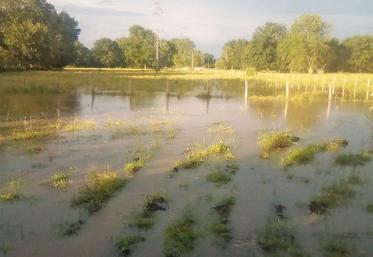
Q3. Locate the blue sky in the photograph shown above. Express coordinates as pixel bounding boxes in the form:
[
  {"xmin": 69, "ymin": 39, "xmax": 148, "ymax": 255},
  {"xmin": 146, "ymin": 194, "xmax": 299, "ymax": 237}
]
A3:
[{"xmin": 49, "ymin": 0, "xmax": 373, "ymax": 56}]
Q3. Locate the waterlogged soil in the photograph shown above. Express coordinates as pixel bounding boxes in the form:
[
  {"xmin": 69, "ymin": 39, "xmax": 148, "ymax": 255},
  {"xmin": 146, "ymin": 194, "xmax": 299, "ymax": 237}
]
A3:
[{"xmin": 1, "ymin": 74, "xmax": 373, "ymax": 257}]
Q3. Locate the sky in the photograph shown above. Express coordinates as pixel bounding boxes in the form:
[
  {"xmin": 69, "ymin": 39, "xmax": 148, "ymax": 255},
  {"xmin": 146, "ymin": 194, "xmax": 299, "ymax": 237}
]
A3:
[{"xmin": 49, "ymin": 0, "xmax": 373, "ymax": 56}]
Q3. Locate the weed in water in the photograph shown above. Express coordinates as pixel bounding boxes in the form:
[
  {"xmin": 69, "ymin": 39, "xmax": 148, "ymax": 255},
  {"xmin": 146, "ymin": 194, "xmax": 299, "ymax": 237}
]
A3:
[
  {"xmin": 59, "ymin": 219, "xmax": 85, "ymax": 236},
  {"xmin": 335, "ymin": 152, "xmax": 371, "ymax": 166},
  {"xmin": 63, "ymin": 117, "xmax": 96, "ymax": 132},
  {"xmin": 71, "ymin": 167, "xmax": 127, "ymax": 213},
  {"xmin": 49, "ymin": 172, "xmax": 71, "ymax": 189},
  {"xmin": 124, "ymin": 158, "xmax": 145, "ymax": 176},
  {"xmin": 366, "ymin": 203, "xmax": 373, "ymax": 213},
  {"xmin": 258, "ymin": 131, "xmax": 299, "ymax": 159},
  {"xmin": 117, "ymin": 235, "xmax": 145, "ymax": 257},
  {"xmin": 174, "ymin": 141, "xmax": 235, "ymax": 171},
  {"xmin": 321, "ymin": 234, "xmax": 356, "ymax": 257},
  {"xmin": 281, "ymin": 139, "xmax": 348, "ymax": 167},
  {"xmin": 206, "ymin": 170, "xmax": 232, "ymax": 186},
  {"xmin": 134, "ymin": 191, "xmax": 168, "ymax": 230},
  {"xmin": 309, "ymin": 174, "xmax": 362, "ymax": 215},
  {"xmin": 258, "ymin": 216, "xmax": 306, "ymax": 257},
  {"xmin": 164, "ymin": 212, "xmax": 198, "ymax": 257},
  {"xmin": 0, "ymin": 180, "xmax": 21, "ymax": 202}
]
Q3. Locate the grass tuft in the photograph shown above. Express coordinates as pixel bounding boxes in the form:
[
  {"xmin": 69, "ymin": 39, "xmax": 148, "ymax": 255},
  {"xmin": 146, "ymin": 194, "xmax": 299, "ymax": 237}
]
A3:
[
  {"xmin": 321, "ymin": 234, "xmax": 355, "ymax": 257},
  {"xmin": 281, "ymin": 139, "xmax": 348, "ymax": 167},
  {"xmin": 49, "ymin": 172, "xmax": 71, "ymax": 189},
  {"xmin": 174, "ymin": 141, "xmax": 235, "ymax": 171},
  {"xmin": 206, "ymin": 170, "xmax": 232, "ymax": 186},
  {"xmin": 0, "ymin": 180, "xmax": 21, "ymax": 202},
  {"xmin": 71, "ymin": 167, "xmax": 127, "ymax": 213},
  {"xmin": 117, "ymin": 235, "xmax": 145, "ymax": 257},
  {"xmin": 335, "ymin": 152, "xmax": 372, "ymax": 166},
  {"xmin": 164, "ymin": 213, "xmax": 198, "ymax": 257},
  {"xmin": 258, "ymin": 131, "xmax": 298, "ymax": 159}
]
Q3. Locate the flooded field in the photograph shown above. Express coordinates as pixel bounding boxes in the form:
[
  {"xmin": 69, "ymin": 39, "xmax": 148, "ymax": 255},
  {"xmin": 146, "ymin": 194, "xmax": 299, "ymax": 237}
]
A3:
[{"xmin": 1, "ymin": 71, "xmax": 373, "ymax": 257}]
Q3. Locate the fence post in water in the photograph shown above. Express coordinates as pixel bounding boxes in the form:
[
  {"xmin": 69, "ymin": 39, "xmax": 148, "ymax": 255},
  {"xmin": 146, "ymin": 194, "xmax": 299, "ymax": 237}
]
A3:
[
  {"xmin": 342, "ymin": 77, "xmax": 346, "ymax": 99},
  {"xmin": 366, "ymin": 79, "xmax": 371, "ymax": 101},
  {"xmin": 166, "ymin": 80, "xmax": 170, "ymax": 96},
  {"xmin": 322, "ymin": 76, "xmax": 325, "ymax": 92},
  {"xmin": 332, "ymin": 76, "xmax": 336, "ymax": 96},
  {"xmin": 128, "ymin": 78, "xmax": 132, "ymax": 95},
  {"xmin": 328, "ymin": 84, "xmax": 332, "ymax": 102},
  {"xmin": 353, "ymin": 77, "xmax": 357, "ymax": 102},
  {"xmin": 245, "ymin": 80, "xmax": 248, "ymax": 99},
  {"xmin": 286, "ymin": 82, "xmax": 290, "ymax": 100}
]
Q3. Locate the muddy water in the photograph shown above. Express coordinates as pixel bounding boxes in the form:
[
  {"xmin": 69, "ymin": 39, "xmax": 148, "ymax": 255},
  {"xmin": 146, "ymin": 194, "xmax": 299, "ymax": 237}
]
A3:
[{"xmin": 1, "ymin": 76, "xmax": 373, "ymax": 257}]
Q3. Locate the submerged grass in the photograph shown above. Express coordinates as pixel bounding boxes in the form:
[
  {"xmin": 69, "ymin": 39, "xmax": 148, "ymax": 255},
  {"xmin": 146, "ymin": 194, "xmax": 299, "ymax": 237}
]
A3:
[
  {"xmin": 58, "ymin": 219, "xmax": 85, "ymax": 236},
  {"xmin": 117, "ymin": 235, "xmax": 145, "ymax": 257},
  {"xmin": 174, "ymin": 141, "xmax": 235, "ymax": 171},
  {"xmin": 258, "ymin": 131, "xmax": 298, "ymax": 159},
  {"xmin": 210, "ymin": 196, "xmax": 235, "ymax": 247},
  {"xmin": 309, "ymin": 174, "xmax": 363, "ymax": 215},
  {"xmin": 281, "ymin": 139, "xmax": 348, "ymax": 167},
  {"xmin": 206, "ymin": 169, "xmax": 232, "ymax": 186},
  {"xmin": 366, "ymin": 203, "xmax": 373, "ymax": 213},
  {"xmin": 164, "ymin": 212, "xmax": 198, "ymax": 257},
  {"xmin": 335, "ymin": 152, "xmax": 372, "ymax": 166},
  {"xmin": 49, "ymin": 172, "xmax": 71, "ymax": 189},
  {"xmin": 63, "ymin": 118, "xmax": 96, "ymax": 132},
  {"xmin": 71, "ymin": 167, "xmax": 127, "ymax": 213},
  {"xmin": 134, "ymin": 191, "xmax": 168, "ymax": 230},
  {"xmin": 321, "ymin": 234, "xmax": 357, "ymax": 257},
  {"xmin": 258, "ymin": 216, "xmax": 307, "ymax": 257},
  {"xmin": 0, "ymin": 180, "xmax": 21, "ymax": 202}
]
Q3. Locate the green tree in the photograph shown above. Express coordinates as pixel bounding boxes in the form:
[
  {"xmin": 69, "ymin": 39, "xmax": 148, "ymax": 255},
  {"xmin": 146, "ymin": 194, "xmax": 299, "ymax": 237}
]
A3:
[
  {"xmin": 342, "ymin": 35, "xmax": 373, "ymax": 72},
  {"xmin": 278, "ymin": 14, "xmax": 331, "ymax": 73},
  {"xmin": 169, "ymin": 38, "xmax": 196, "ymax": 67},
  {"xmin": 221, "ymin": 39, "xmax": 249, "ymax": 70},
  {"xmin": 203, "ymin": 53, "xmax": 215, "ymax": 68},
  {"xmin": 73, "ymin": 41, "xmax": 94, "ymax": 67},
  {"xmin": 91, "ymin": 38, "xmax": 124, "ymax": 68},
  {"xmin": 246, "ymin": 22, "xmax": 287, "ymax": 70}
]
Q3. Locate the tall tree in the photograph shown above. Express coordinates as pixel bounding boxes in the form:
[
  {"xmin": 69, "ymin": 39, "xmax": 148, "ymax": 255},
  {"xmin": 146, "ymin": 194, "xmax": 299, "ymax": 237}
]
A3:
[
  {"xmin": 278, "ymin": 14, "xmax": 331, "ymax": 73},
  {"xmin": 169, "ymin": 38, "xmax": 196, "ymax": 67},
  {"xmin": 246, "ymin": 22, "xmax": 287, "ymax": 70},
  {"xmin": 73, "ymin": 41, "xmax": 94, "ymax": 67},
  {"xmin": 342, "ymin": 35, "xmax": 373, "ymax": 72},
  {"xmin": 91, "ymin": 38, "xmax": 124, "ymax": 68},
  {"xmin": 221, "ymin": 39, "xmax": 249, "ymax": 70}
]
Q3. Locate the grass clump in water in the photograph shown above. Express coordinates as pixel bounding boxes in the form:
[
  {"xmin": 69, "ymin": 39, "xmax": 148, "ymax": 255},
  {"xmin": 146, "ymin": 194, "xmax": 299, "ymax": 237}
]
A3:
[
  {"xmin": 63, "ymin": 117, "xmax": 96, "ymax": 132},
  {"xmin": 164, "ymin": 212, "xmax": 198, "ymax": 257},
  {"xmin": 206, "ymin": 169, "xmax": 232, "ymax": 186},
  {"xmin": 335, "ymin": 152, "xmax": 372, "ymax": 166},
  {"xmin": 117, "ymin": 235, "xmax": 145, "ymax": 257},
  {"xmin": 71, "ymin": 167, "xmax": 127, "ymax": 213},
  {"xmin": 124, "ymin": 158, "xmax": 145, "ymax": 176},
  {"xmin": 309, "ymin": 174, "xmax": 362, "ymax": 215},
  {"xmin": 366, "ymin": 203, "xmax": 373, "ymax": 213},
  {"xmin": 49, "ymin": 172, "xmax": 71, "ymax": 189},
  {"xmin": 58, "ymin": 219, "xmax": 85, "ymax": 236},
  {"xmin": 258, "ymin": 131, "xmax": 298, "ymax": 159},
  {"xmin": 258, "ymin": 216, "xmax": 306, "ymax": 257},
  {"xmin": 0, "ymin": 180, "xmax": 21, "ymax": 202},
  {"xmin": 174, "ymin": 141, "xmax": 235, "ymax": 171},
  {"xmin": 134, "ymin": 191, "xmax": 168, "ymax": 230},
  {"xmin": 210, "ymin": 196, "xmax": 235, "ymax": 247},
  {"xmin": 281, "ymin": 139, "xmax": 348, "ymax": 167},
  {"xmin": 321, "ymin": 234, "xmax": 356, "ymax": 257}
]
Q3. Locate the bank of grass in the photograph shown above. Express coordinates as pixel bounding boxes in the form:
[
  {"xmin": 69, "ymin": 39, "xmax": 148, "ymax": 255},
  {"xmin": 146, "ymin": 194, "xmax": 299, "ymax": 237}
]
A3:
[
  {"xmin": 0, "ymin": 180, "xmax": 21, "ymax": 202},
  {"xmin": 309, "ymin": 174, "xmax": 363, "ymax": 215},
  {"xmin": 258, "ymin": 131, "xmax": 298, "ymax": 159},
  {"xmin": 335, "ymin": 151, "xmax": 372, "ymax": 166},
  {"xmin": 134, "ymin": 191, "xmax": 168, "ymax": 230},
  {"xmin": 281, "ymin": 139, "xmax": 348, "ymax": 167},
  {"xmin": 258, "ymin": 216, "xmax": 307, "ymax": 257},
  {"xmin": 164, "ymin": 212, "xmax": 198, "ymax": 257},
  {"xmin": 71, "ymin": 167, "xmax": 127, "ymax": 213},
  {"xmin": 174, "ymin": 141, "xmax": 235, "ymax": 171}
]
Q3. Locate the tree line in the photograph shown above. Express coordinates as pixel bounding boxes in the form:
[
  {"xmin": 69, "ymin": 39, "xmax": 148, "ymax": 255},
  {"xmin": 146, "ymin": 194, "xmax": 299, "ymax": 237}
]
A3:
[
  {"xmin": 1, "ymin": 1, "xmax": 372, "ymax": 73},
  {"xmin": 217, "ymin": 14, "xmax": 373, "ymax": 73}
]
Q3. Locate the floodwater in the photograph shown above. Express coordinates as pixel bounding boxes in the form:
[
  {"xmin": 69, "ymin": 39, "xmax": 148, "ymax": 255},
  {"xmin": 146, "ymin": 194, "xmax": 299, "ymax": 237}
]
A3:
[{"xmin": 1, "ymin": 75, "xmax": 373, "ymax": 257}]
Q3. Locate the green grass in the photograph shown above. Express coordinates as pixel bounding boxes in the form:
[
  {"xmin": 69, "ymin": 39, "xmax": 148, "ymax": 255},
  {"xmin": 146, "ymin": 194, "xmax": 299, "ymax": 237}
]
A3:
[
  {"xmin": 321, "ymin": 234, "xmax": 355, "ymax": 257},
  {"xmin": 0, "ymin": 180, "xmax": 21, "ymax": 202},
  {"xmin": 124, "ymin": 159, "xmax": 145, "ymax": 176},
  {"xmin": 366, "ymin": 203, "xmax": 373, "ymax": 213},
  {"xmin": 63, "ymin": 118, "xmax": 96, "ymax": 132},
  {"xmin": 258, "ymin": 216, "xmax": 307, "ymax": 257},
  {"xmin": 49, "ymin": 172, "xmax": 71, "ymax": 189},
  {"xmin": 134, "ymin": 192, "xmax": 168, "ymax": 230},
  {"xmin": 281, "ymin": 139, "xmax": 348, "ymax": 167},
  {"xmin": 258, "ymin": 131, "xmax": 298, "ymax": 159},
  {"xmin": 335, "ymin": 152, "xmax": 372, "ymax": 166},
  {"xmin": 309, "ymin": 175, "xmax": 363, "ymax": 215},
  {"xmin": 210, "ymin": 196, "xmax": 236, "ymax": 248},
  {"xmin": 116, "ymin": 235, "xmax": 145, "ymax": 257},
  {"xmin": 71, "ymin": 168, "xmax": 127, "ymax": 213},
  {"xmin": 174, "ymin": 141, "xmax": 235, "ymax": 171},
  {"xmin": 206, "ymin": 170, "xmax": 232, "ymax": 186},
  {"xmin": 164, "ymin": 213, "xmax": 198, "ymax": 257}
]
